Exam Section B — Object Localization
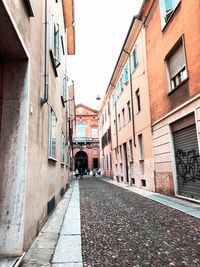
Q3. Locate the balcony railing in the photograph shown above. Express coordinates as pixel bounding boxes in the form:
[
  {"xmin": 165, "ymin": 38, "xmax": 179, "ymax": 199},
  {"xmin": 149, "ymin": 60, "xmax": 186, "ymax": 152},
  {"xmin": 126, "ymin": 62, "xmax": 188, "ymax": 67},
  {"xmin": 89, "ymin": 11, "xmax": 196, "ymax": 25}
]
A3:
[{"xmin": 73, "ymin": 137, "xmax": 99, "ymax": 143}]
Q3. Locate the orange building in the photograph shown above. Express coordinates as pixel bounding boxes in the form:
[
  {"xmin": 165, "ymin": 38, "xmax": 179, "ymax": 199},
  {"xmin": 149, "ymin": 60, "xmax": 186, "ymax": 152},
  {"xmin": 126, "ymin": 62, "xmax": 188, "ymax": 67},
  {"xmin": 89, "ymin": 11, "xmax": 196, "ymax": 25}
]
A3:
[
  {"xmin": 141, "ymin": 0, "xmax": 200, "ymax": 201},
  {"xmin": 73, "ymin": 104, "xmax": 100, "ymax": 173}
]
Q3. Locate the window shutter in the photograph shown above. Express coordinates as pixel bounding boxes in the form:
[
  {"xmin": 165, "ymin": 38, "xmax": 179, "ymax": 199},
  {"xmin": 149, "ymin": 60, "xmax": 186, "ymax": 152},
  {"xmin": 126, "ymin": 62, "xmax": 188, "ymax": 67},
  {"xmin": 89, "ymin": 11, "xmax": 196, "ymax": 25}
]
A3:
[
  {"xmin": 124, "ymin": 64, "xmax": 129, "ymax": 83},
  {"xmin": 168, "ymin": 44, "xmax": 185, "ymax": 78}
]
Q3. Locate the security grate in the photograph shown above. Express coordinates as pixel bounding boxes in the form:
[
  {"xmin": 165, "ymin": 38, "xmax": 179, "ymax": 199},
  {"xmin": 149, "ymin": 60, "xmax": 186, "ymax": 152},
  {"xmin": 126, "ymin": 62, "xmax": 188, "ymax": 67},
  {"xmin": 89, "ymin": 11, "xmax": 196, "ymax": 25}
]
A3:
[{"xmin": 47, "ymin": 196, "xmax": 55, "ymax": 215}]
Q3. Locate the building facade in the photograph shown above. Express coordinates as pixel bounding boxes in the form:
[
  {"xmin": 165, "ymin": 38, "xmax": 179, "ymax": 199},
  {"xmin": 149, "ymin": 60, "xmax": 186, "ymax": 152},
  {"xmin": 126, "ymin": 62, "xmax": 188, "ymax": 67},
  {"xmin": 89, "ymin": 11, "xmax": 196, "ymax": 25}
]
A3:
[
  {"xmin": 73, "ymin": 104, "xmax": 100, "ymax": 173},
  {"xmin": 100, "ymin": 16, "xmax": 155, "ymax": 191},
  {"xmin": 141, "ymin": 0, "xmax": 200, "ymax": 200},
  {"xmin": 99, "ymin": 0, "xmax": 200, "ymax": 202},
  {"xmin": 0, "ymin": 0, "xmax": 75, "ymax": 256}
]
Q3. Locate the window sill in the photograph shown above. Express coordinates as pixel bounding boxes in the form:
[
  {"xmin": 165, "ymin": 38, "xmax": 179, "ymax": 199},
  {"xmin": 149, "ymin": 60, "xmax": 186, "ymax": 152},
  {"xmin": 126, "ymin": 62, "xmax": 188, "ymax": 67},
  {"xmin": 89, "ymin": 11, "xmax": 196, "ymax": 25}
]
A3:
[
  {"xmin": 48, "ymin": 156, "xmax": 57, "ymax": 162},
  {"xmin": 162, "ymin": 1, "xmax": 181, "ymax": 32},
  {"xmin": 139, "ymin": 158, "xmax": 144, "ymax": 162},
  {"xmin": 167, "ymin": 77, "xmax": 188, "ymax": 96},
  {"xmin": 61, "ymin": 162, "xmax": 65, "ymax": 166}
]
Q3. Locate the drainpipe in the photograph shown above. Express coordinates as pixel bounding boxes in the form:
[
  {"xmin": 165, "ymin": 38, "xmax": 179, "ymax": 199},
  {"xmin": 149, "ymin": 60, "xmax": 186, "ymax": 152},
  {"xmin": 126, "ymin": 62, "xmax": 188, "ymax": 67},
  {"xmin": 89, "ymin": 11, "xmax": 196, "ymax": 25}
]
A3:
[{"xmin": 41, "ymin": 0, "xmax": 49, "ymax": 106}]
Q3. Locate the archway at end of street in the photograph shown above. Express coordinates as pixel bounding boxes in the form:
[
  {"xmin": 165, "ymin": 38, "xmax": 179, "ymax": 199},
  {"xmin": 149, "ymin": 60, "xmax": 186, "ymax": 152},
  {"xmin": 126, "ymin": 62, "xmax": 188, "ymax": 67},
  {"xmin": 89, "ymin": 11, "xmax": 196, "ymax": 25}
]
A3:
[{"xmin": 75, "ymin": 151, "xmax": 88, "ymax": 173}]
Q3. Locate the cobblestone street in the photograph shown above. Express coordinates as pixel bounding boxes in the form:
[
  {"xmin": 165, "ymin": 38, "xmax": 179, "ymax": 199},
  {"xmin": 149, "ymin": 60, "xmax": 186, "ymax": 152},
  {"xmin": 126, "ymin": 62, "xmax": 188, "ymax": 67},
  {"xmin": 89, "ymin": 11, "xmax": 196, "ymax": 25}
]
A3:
[{"xmin": 80, "ymin": 177, "xmax": 200, "ymax": 267}]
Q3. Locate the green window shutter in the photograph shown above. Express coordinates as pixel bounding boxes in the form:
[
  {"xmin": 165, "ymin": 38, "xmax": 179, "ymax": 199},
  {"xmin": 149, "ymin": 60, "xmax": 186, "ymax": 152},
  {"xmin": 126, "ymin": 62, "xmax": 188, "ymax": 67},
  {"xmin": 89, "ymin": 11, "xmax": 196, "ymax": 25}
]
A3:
[{"xmin": 124, "ymin": 64, "xmax": 129, "ymax": 83}]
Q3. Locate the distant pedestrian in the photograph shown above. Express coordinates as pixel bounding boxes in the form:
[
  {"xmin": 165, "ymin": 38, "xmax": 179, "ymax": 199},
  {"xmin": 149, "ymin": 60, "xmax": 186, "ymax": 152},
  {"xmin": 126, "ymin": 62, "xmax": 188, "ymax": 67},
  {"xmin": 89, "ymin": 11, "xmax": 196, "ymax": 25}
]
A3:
[{"xmin": 75, "ymin": 169, "xmax": 79, "ymax": 179}]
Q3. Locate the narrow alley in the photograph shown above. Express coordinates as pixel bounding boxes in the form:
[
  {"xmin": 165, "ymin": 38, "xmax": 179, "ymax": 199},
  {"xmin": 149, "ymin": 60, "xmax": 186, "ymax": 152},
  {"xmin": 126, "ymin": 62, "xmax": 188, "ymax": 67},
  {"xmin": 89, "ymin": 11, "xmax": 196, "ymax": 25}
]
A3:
[{"xmin": 1, "ymin": 0, "xmax": 200, "ymax": 266}]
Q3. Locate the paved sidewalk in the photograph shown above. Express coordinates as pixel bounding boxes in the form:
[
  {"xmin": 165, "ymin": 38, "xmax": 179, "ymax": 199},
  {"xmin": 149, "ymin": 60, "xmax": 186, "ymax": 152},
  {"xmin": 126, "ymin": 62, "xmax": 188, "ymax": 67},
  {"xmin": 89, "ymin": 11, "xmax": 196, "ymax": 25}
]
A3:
[
  {"xmin": 52, "ymin": 180, "xmax": 82, "ymax": 266},
  {"xmin": 100, "ymin": 176, "xmax": 200, "ymax": 219},
  {"xmin": 20, "ymin": 180, "xmax": 82, "ymax": 267}
]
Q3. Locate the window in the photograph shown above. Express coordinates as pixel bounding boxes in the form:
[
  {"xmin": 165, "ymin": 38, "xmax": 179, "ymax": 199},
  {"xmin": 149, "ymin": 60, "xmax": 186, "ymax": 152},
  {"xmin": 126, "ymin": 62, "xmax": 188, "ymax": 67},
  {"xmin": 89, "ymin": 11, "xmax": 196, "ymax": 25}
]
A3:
[
  {"xmin": 110, "ymin": 153, "xmax": 112, "ymax": 170},
  {"xmin": 138, "ymin": 134, "xmax": 144, "ymax": 160},
  {"xmin": 118, "ymin": 114, "xmax": 121, "ymax": 130},
  {"xmin": 61, "ymin": 73, "xmax": 67, "ymax": 104},
  {"xmin": 23, "ymin": 0, "xmax": 34, "ymax": 17},
  {"xmin": 160, "ymin": 0, "xmax": 180, "ymax": 28},
  {"xmin": 76, "ymin": 122, "xmax": 85, "ymax": 137},
  {"xmin": 49, "ymin": 108, "xmax": 57, "ymax": 159},
  {"xmin": 106, "ymin": 155, "xmax": 109, "ymax": 170},
  {"xmin": 50, "ymin": 15, "xmax": 61, "ymax": 72},
  {"xmin": 61, "ymin": 133, "xmax": 65, "ymax": 163},
  {"xmin": 166, "ymin": 39, "xmax": 187, "ymax": 92},
  {"xmin": 129, "ymin": 139, "xmax": 133, "ymax": 161},
  {"xmin": 120, "ymin": 77, "xmax": 123, "ymax": 92},
  {"xmin": 122, "ymin": 108, "xmax": 125, "ymax": 127},
  {"xmin": 113, "ymin": 120, "xmax": 116, "ymax": 135},
  {"xmin": 123, "ymin": 64, "xmax": 129, "ymax": 84},
  {"xmin": 66, "ymin": 144, "xmax": 69, "ymax": 165},
  {"xmin": 120, "ymin": 146, "xmax": 122, "ymax": 161},
  {"xmin": 135, "ymin": 89, "xmax": 141, "ymax": 113},
  {"xmin": 92, "ymin": 128, "xmax": 98, "ymax": 138},
  {"xmin": 130, "ymin": 47, "xmax": 138, "ymax": 72},
  {"xmin": 127, "ymin": 101, "xmax": 131, "ymax": 121}
]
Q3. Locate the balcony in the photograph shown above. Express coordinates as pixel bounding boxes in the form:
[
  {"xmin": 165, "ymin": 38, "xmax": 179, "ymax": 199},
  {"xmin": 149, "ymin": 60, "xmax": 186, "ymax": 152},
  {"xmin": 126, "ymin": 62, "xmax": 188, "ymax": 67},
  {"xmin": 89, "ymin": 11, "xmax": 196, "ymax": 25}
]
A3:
[{"xmin": 73, "ymin": 137, "xmax": 99, "ymax": 143}]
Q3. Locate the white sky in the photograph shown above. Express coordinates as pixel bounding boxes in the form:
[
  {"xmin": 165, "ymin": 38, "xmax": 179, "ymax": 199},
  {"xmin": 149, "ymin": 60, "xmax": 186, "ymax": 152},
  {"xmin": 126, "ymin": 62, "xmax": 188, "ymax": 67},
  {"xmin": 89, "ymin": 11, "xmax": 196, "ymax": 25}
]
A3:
[{"xmin": 67, "ymin": 0, "xmax": 144, "ymax": 110}]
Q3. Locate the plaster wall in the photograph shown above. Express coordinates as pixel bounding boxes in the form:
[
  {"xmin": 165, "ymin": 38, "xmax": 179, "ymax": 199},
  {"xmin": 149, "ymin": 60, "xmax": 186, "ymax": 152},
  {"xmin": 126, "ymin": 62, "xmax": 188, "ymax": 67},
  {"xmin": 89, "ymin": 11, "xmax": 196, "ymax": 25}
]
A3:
[
  {"xmin": 152, "ymin": 97, "xmax": 200, "ymax": 196},
  {"xmin": 110, "ymin": 26, "xmax": 154, "ymax": 191},
  {"xmin": 24, "ymin": 0, "xmax": 70, "ymax": 250},
  {"xmin": 0, "ymin": 61, "xmax": 29, "ymax": 255},
  {"xmin": 145, "ymin": 0, "xmax": 200, "ymax": 123}
]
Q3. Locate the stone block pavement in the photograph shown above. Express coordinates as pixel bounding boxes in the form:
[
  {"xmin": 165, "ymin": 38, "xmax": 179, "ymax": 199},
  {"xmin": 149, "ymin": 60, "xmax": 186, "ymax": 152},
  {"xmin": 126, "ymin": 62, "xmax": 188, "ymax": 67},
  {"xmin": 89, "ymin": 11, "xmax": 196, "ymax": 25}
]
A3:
[{"xmin": 1, "ymin": 175, "xmax": 200, "ymax": 266}]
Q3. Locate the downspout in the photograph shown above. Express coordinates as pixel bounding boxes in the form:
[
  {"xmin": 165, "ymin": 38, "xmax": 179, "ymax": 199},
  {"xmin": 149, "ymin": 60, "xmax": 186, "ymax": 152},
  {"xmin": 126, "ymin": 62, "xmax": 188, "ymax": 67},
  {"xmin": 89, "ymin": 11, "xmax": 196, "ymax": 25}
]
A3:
[{"xmin": 41, "ymin": 0, "xmax": 49, "ymax": 106}]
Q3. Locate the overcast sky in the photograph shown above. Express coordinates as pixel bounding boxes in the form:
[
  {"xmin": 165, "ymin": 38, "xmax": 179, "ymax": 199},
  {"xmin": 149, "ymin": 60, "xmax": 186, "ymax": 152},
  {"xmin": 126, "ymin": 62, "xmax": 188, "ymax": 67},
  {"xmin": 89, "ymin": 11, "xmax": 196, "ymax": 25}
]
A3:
[{"xmin": 67, "ymin": 0, "xmax": 144, "ymax": 110}]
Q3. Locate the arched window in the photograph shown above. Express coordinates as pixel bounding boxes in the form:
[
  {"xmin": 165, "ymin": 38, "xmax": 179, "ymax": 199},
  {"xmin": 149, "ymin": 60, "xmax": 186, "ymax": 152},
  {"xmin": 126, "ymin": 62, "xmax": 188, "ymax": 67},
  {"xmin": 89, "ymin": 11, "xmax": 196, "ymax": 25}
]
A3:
[{"xmin": 76, "ymin": 122, "xmax": 85, "ymax": 137}]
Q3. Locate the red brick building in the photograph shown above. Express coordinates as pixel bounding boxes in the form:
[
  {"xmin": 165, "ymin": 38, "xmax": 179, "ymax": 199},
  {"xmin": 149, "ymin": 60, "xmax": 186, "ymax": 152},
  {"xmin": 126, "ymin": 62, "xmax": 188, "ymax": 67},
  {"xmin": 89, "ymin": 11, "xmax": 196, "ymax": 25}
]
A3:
[{"xmin": 73, "ymin": 104, "xmax": 99, "ymax": 173}]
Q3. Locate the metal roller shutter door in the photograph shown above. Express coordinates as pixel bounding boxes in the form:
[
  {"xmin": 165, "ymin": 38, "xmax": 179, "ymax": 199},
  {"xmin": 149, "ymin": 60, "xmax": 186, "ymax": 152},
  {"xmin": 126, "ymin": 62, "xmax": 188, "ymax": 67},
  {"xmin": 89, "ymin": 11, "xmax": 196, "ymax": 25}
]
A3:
[{"xmin": 173, "ymin": 124, "xmax": 200, "ymax": 200}]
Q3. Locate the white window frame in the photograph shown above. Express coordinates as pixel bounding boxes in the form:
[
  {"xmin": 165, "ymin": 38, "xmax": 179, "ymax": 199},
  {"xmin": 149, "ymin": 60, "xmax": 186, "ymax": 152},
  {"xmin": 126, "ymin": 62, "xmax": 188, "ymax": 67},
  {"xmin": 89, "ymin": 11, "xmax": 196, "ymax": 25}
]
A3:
[
  {"xmin": 49, "ymin": 108, "xmax": 57, "ymax": 160},
  {"xmin": 138, "ymin": 134, "xmax": 144, "ymax": 161},
  {"xmin": 61, "ymin": 133, "xmax": 65, "ymax": 164},
  {"xmin": 159, "ymin": 0, "xmax": 181, "ymax": 28},
  {"xmin": 165, "ymin": 37, "xmax": 188, "ymax": 93}
]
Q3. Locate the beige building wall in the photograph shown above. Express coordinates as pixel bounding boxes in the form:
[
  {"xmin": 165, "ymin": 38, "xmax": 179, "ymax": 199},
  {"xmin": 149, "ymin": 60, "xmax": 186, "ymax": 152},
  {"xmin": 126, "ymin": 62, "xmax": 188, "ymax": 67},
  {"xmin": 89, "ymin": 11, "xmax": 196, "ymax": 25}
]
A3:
[
  {"xmin": 131, "ymin": 26, "xmax": 155, "ymax": 191},
  {"xmin": 99, "ymin": 97, "xmax": 113, "ymax": 177},
  {"xmin": 110, "ymin": 21, "xmax": 155, "ymax": 192},
  {"xmin": 0, "ymin": 0, "xmax": 75, "ymax": 255}
]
